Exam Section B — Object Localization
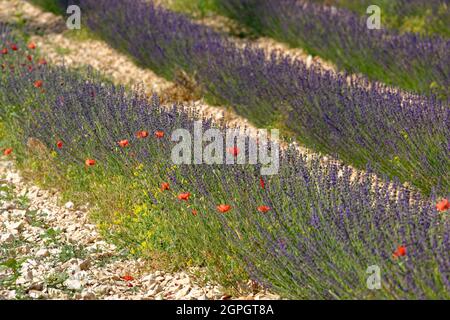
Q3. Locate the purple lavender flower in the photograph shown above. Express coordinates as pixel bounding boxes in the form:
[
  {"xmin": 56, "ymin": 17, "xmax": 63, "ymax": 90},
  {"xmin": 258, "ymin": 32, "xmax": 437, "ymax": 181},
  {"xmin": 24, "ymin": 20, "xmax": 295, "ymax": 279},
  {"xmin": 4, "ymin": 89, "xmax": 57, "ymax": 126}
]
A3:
[{"xmin": 57, "ymin": 0, "xmax": 450, "ymax": 194}]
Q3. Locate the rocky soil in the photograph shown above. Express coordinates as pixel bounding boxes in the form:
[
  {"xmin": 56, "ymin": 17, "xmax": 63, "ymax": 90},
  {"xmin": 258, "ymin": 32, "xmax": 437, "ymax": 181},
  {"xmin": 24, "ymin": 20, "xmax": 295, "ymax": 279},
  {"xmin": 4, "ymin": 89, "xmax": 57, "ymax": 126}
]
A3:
[{"xmin": 0, "ymin": 158, "xmax": 279, "ymax": 300}]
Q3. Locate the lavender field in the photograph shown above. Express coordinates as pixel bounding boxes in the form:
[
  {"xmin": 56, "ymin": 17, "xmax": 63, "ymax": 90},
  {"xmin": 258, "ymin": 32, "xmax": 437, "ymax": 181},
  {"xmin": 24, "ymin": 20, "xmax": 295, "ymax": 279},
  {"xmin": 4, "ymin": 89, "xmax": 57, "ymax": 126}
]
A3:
[{"xmin": 0, "ymin": 0, "xmax": 449, "ymax": 302}]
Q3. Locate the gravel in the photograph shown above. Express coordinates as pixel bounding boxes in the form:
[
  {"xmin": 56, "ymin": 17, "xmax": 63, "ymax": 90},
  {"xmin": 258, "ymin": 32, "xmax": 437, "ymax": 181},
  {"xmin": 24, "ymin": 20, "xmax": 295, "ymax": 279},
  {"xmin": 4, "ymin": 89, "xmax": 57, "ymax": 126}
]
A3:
[{"xmin": 0, "ymin": 158, "xmax": 280, "ymax": 300}]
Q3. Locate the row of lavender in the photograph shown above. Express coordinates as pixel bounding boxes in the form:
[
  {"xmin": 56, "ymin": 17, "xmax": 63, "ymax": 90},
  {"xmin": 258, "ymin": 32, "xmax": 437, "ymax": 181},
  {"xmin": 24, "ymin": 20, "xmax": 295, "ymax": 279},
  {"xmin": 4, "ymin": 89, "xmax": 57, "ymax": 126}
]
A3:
[
  {"xmin": 215, "ymin": 0, "xmax": 449, "ymax": 96},
  {"xmin": 46, "ymin": 0, "xmax": 450, "ymax": 195},
  {"xmin": 315, "ymin": 0, "xmax": 448, "ymax": 17},
  {"xmin": 1, "ymin": 27, "xmax": 449, "ymax": 299},
  {"xmin": 309, "ymin": 0, "xmax": 450, "ymax": 37}
]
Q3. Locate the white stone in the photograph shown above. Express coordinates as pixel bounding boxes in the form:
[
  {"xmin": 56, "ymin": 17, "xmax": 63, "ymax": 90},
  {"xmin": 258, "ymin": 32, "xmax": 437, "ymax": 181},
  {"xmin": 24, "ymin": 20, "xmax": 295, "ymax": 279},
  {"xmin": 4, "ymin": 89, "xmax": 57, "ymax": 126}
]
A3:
[
  {"xmin": 16, "ymin": 270, "xmax": 33, "ymax": 285},
  {"xmin": 65, "ymin": 279, "xmax": 82, "ymax": 290},
  {"xmin": 147, "ymin": 284, "xmax": 162, "ymax": 296},
  {"xmin": 177, "ymin": 277, "xmax": 190, "ymax": 286},
  {"xmin": 2, "ymin": 202, "xmax": 15, "ymax": 211},
  {"xmin": 11, "ymin": 209, "xmax": 27, "ymax": 218},
  {"xmin": 174, "ymin": 286, "xmax": 191, "ymax": 299},
  {"xmin": 6, "ymin": 220, "xmax": 24, "ymax": 232},
  {"xmin": 0, "ymin": 232, "xmax": 15, "ymax": 243},
  {"xmin": 141, "ymin": 274, "xmax": 156, "ymax": 284},
  {"xmin": 6, "ymin": 290, "xmax": 16, "ymax": 299},
  {"xmin": 29, "ymin": 290, "xmax": 44, "ymax": 299},
  {"xmin": 35, "ymin": 248, "xmax": 50, "ymax": 258},
  {"xmin": 64, "ymin": 201, "xmax": 75, "ymax": 210}
]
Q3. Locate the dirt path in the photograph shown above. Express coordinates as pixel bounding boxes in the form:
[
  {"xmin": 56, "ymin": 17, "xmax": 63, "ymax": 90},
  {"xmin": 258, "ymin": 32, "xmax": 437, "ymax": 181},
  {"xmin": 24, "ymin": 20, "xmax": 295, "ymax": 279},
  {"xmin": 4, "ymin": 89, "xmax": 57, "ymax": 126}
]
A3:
[
  {"xmin": 0, "ymin": 158, "xmax": 219, "ymax": 300},
  {"xmin": 0, "ymin": 157, "xmax": 279, "ymax": 300}
]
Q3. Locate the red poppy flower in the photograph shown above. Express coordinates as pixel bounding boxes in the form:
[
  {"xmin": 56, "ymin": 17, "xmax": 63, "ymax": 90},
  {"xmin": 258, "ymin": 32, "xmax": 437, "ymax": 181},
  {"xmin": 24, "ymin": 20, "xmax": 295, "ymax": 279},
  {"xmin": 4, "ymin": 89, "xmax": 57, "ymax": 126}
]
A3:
[
  {"xmin": 85, "ymin": 159, "xmax": 96, "ymax": 167},
  {"xmin": 227, "ymin": 146, "xmax": 239, "ymax": 157},
  {"xmin": 27, "ymin": 42, "xmax": 36, "ymax": 50},
  {"xmin": 27, "ymin": 55, "xmax": 33, "ymax": 61},
  {"xmin": 260, "ymin": 177, "xmax": 265, "ymax": 189},
  {"xmin": 3, "ymin": 148, "xmax": 13, "ymax": 156},
  {"xmin": 136, "ymin": 130, "xmax": 149, "ymax": 139},
  {"xmin": 10, "ymin": 44, "xmax": 18, "ymax": 51},
  {"xmin": 1, "ymin": 48, "xmax": 8, "ymax": 55},
  {"xmin": 192, "ymin": 209, "xmax": 198, "ymax": 216},
  {"xmin": 257, "ymin": 205, "xmax": 270, "ymax": 213},
  {"xmin": 56, "ymin": 140, "xmax": 63, "ymax": 149},
  {"xmin": 436, "ymin": 199, "xmax": 449, "ymax": 212},
  {"xmin": 178, "ymin": 192, "xmax": 190, "ymax": 201},
  {"xmin": 154, "ymin": 130, "xmax": 164, "ymax": 139},
  {"xmin": 118, "ymin": 139, "xmax": 129, "ymax": 148},
  {"xmin": 161, "ymin": 182, "xmax": 170, "ymax": 191},
  {"xmin": 121, "ymin": 275, "xmax": 134, "ymax": 281},
  {"xmin": 28, "ymin": 65, "xmax": 33, "ymax": 72},
  {"xmin": 38, "ymin": 58, "xmax": 47, "ymax": 65},
  {"xmin": 392, "ymin": 245, "xmax": 407, "ymax": 259},
  {"xmin": 217, "ymin": 204, "xmax": 231, "ymax": 213},
  {"xmin": 34, "ymin": 80, "xmax": 43, "ymax": 88}
]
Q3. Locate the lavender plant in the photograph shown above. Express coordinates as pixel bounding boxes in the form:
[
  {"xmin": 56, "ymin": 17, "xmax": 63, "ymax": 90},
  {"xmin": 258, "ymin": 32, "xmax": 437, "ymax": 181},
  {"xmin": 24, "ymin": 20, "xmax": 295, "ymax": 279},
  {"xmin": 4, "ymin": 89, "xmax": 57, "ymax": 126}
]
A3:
[
  {"xmin": 221, "ymin": 161, "xmax": 450, "ymax": 299},
  {"xmin": 42, "ymin": 0, "xmax": 449, "ymax": 195},
  {"xmin": 214, "ymin": 0, "xmax": 450, "ymax": 97},
  {"xmin": 1, "ymin": 30, "xmax": 448, "ymax": 299},
  {"xmin": 309, "ymin": 0, "xmax": 450, "ymax": 37}
]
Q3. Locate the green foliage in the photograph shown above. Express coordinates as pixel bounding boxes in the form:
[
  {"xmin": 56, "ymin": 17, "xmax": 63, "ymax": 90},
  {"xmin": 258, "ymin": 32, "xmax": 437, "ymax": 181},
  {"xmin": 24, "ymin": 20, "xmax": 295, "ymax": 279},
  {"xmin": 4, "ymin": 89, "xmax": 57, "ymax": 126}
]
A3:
[
  {"xmin": 28, "ymin": 0, "xmax": 67, "ymax": 15},
  {"xmin": 168, "ymin": 0, "xmax": 218, "ymax": 17},
  {"xmin": 313, "ymin": 0, "xmax": 450, "ymax": 37}
]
